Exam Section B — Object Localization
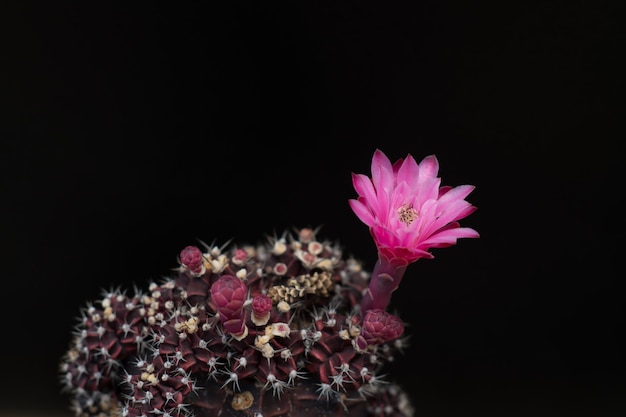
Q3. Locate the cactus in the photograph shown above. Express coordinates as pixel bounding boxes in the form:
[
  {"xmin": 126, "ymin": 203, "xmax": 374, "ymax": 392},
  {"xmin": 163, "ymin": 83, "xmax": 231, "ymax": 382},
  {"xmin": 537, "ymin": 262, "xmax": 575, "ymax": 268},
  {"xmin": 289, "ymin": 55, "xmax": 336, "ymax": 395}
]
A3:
[{"xmin": 60, "ymin": 149, "xmax": 478, "ymax": 417}]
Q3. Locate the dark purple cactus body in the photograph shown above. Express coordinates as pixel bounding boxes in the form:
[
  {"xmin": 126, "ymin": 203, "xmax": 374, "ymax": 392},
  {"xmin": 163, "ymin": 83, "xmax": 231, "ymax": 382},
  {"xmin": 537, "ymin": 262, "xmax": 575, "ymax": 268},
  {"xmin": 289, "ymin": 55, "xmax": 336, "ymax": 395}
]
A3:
[{"xmin": 60, "ymin": 228, "xmax": 414, "ymax": 417}]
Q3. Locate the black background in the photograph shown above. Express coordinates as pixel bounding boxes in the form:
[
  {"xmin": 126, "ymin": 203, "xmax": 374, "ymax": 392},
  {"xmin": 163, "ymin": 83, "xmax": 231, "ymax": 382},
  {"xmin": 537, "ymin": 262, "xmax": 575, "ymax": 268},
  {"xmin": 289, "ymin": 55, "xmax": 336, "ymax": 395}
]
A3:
[{"xmin": 1, "ymin": 1, "xmax": 624, "ymax": 416}]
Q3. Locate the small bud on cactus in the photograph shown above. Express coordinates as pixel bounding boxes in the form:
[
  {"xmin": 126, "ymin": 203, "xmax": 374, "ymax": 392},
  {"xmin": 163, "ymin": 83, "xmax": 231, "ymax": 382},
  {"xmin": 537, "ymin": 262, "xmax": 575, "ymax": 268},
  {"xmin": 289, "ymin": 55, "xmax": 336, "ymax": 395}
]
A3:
[
  {"xmin": 251, "ymin": 293, "xmax": 272, "ymax": 326},
  {"xmin": 179, "ymin": 245, "xmax": 204, "ymax": 275},
  {"xmin": 210, "ymin": 274, "xmax": 248, "ymax": 339},
  {"xmin": 356, "ymin": 309, "xmax": 405, "ymax": 351},
  {"xmin": 232, "ymin": 248, "xmax": 249, "ymax": 265}
]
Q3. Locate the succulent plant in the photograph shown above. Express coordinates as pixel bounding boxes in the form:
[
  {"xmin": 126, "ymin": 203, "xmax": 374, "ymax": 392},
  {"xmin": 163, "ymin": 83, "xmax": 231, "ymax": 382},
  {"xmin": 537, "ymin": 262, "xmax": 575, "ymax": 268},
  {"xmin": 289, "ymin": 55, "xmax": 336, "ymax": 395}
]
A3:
[{"xmin": 60, "ymin": 149, "xmax": 478, "ymax": 417}]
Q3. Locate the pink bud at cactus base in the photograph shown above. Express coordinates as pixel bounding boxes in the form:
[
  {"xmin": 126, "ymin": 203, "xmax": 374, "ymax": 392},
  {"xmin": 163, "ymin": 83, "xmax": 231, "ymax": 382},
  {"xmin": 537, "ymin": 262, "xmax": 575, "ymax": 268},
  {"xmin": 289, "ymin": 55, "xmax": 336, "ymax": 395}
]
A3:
[{"xmin": 355, "ymin": 309, "xmax": 405, "ymax": 351}]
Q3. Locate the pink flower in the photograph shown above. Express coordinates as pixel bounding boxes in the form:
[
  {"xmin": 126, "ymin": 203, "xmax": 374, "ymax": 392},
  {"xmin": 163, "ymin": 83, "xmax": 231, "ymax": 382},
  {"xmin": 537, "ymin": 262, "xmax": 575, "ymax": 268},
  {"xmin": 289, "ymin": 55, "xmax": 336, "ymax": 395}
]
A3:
[
  {"xmin": 350, "ymin": 149, "xmax": 479, "ymax": 313},
  {"xmin": 349, "ymin": 149, "xmax": 479, "ymax": 265}
]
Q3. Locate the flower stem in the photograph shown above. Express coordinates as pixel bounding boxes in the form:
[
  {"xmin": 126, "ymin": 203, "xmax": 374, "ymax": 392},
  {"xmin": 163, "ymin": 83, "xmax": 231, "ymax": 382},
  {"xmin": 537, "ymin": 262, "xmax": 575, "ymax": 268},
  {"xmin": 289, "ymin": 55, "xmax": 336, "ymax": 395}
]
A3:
[{"xmin": 361, "ymin": 256, "xmax": 408, "ymax": 313}]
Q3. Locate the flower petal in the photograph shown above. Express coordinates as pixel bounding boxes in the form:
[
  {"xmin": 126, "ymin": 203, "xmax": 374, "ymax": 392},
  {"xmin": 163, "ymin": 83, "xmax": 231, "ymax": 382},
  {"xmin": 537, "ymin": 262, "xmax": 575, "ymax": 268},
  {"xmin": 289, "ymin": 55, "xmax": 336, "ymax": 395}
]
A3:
[
  {"xmin": 371, "ymin": 149, "xmax": 394, "ymax": 193},
  {"xmin": 437, "ymin": 184, "xmax": 475, "ymax": 206},
  {"xmin": 371, "ymin": 149, "xmax": 393, "ymax": 216},
  {"xmin": 349, "ymin": 199, "xmax": 377, "ymax": 227},
  {"xmin": 418, "ymin": 154, "xmax": 439, "ymax": 180},
  {"xmin": 352, "ymin": 173, "xmax": 380, "ymax": 211},
  {"xmin": 396, "ymin": 153, "xmax": 420, "ymax": 188},
  {"xmin": 419, "ymin": 226, "xmax": 480, "ymax": 248},
  {"xmin": 427, "ymin": 197, "xmax": 477, "ymax": 235}
]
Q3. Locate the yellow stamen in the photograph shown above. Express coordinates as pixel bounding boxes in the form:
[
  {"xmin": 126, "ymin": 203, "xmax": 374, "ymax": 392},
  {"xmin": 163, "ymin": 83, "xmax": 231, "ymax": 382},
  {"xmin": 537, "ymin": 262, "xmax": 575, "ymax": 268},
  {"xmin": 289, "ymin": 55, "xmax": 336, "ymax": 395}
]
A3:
[{"xmin": 397, "ymin": 203, "xmax": 418, "ymax": 225}]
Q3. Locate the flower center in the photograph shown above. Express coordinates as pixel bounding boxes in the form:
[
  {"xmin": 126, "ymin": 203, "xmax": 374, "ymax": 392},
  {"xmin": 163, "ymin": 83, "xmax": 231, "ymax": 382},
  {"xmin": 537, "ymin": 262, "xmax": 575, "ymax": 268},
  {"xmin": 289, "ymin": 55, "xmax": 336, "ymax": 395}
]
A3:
[{"xmin": 397, "ymin": 203, "xmax": 418, "ymax": 225}]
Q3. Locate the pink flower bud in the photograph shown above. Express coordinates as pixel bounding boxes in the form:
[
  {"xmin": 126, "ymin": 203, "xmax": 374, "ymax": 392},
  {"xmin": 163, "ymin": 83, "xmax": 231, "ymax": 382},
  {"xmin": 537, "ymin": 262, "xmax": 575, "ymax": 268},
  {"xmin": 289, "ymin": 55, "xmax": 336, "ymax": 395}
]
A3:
[
  {"xmin": 252, "ymin": 294, "xmax": 272, "ymax": 316},
  {"xmin": 251, "ymin": 294, "xmax": 272, "ymax": 326},
  {"xmin": 180, "ymin": 245, "xmax": 204, "ymax": 274},
  {"xmin": 210, "ymin": 275, "xmax": 249, "ymax": 340},
  {"xmin": 232, "ymin": 248, "xmax": 249, "ymax": 265},
  {"xmin": 210, "ymin": 275, "xmax": 248, "ymax": 320},
  {"xmin": 222, "ymin": 318, "xmax": 248, "ymax": 340},
  {"xmin": 361, "ymin": 309, "xmax": 404, "ymax": 345},
  {"xmin": 354, "ymin": 335, "xmax": 369, "ymax": 351}
]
